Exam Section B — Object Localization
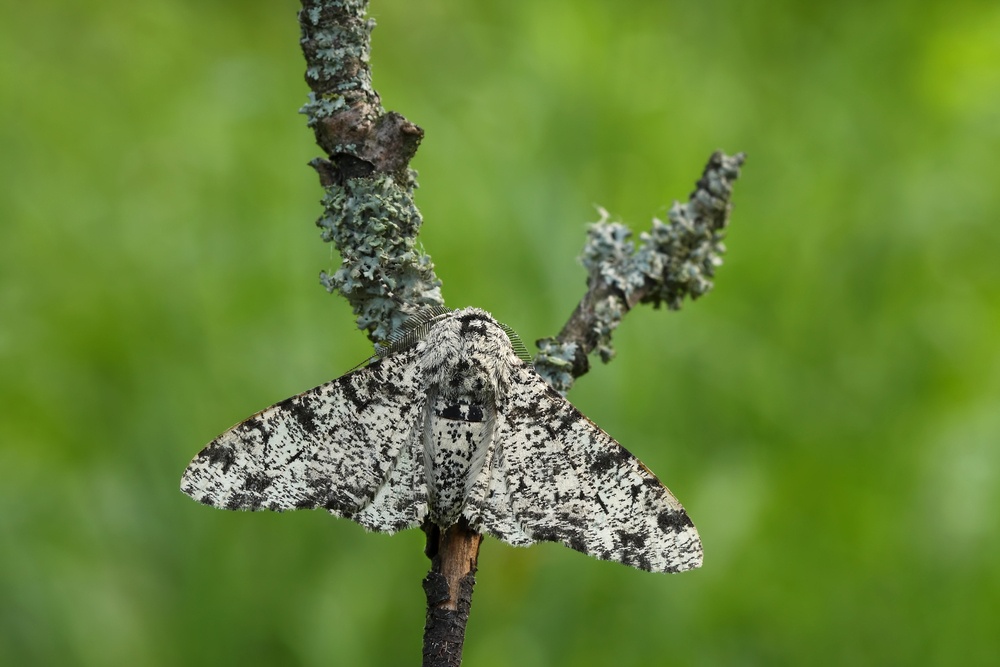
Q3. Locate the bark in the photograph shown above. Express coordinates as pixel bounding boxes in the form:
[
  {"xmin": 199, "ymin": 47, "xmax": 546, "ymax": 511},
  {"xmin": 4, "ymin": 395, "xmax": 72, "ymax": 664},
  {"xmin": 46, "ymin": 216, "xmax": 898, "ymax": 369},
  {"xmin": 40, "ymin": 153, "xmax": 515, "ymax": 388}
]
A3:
[{"xmin": 421, "ymin": 520, "xmax": 482, "ymax": 667}]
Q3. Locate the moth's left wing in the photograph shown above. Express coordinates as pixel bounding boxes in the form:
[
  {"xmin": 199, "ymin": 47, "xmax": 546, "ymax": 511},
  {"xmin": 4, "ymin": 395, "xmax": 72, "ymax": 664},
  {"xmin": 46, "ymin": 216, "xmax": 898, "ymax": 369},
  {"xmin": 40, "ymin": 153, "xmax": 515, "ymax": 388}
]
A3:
[
  {"xmin": 181, "ymin": 349, "xmax": 429, "ymax": 534},
  {"xmin": 466, "ymin": 366, "xmax": 703, "ymax": 573}
]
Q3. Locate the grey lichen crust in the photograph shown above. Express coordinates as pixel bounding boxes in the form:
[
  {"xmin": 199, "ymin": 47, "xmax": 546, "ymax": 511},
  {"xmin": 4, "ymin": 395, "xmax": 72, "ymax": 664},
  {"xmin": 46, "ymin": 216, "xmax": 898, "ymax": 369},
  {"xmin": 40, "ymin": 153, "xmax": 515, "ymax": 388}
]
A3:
[
  {"xmin": 316, "ymin": 172, "xmax": 443, "ymax": 342},
  {"xmin": 533, "ymin": 338, "xmax": 579, "ymax": 393},
  {"xmin": 634, "ymin": 150, "xmax": 746, "ymax": 308},
  {"xmin": 299, "ymin": 0, "xmax": 380, "ymax": 152},
  {"xmin": 300, "ymin": 0, "xmax": 442, "ymax": 343},
  {"xmin": 585, "ymin": 151, "xmax": 745, "ymax": 311},
  {"xmin": 534, "ymin": 151, "xmax": 746, "ymax": 393}
]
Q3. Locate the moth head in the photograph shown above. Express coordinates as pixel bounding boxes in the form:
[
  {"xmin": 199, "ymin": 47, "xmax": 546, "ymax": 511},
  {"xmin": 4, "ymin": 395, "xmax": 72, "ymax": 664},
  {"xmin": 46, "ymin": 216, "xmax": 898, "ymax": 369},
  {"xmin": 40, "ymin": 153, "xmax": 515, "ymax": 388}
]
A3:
[{"xmin": 418, "ymin": 308, "xmax": 523, "ymax": 401}]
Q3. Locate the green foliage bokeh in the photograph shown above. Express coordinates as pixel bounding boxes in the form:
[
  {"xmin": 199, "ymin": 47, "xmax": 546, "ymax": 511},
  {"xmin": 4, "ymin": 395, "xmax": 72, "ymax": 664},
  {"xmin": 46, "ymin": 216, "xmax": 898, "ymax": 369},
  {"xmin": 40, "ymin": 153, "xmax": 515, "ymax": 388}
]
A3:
[{"xmin": 2, "ymin": 0, "xmax": 998, "ymax": 665}]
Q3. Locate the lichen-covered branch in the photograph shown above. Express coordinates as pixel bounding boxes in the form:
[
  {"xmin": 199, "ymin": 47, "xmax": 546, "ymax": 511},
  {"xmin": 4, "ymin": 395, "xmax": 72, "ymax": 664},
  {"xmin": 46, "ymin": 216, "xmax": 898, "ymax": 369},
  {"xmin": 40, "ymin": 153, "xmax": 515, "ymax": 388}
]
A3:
[
  {"xmin": 298, "ymin": 4, "xmax": 468, "ymax": 667},
  {"xmin": 534, "ymin": 151, "xmax": 746, "ymax": 393},
  {"xmin": 299, "ymin": 0, "xmax": 443, "ymax": 343},
  {"xmin": 298, "ymin": 3, "xmax": 744, "ymax": 666}
]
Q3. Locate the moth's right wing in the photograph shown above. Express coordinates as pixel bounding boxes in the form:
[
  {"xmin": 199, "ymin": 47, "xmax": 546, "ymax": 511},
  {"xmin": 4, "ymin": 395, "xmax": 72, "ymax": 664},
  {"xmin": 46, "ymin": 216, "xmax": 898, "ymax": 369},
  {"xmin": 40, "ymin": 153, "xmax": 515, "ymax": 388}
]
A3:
[
  {"xmin": 180, "ymin": 348, "xmax": 429, "ymax": 534},
  {"xmin": 466, "ymin": 365, "xmax": 703, "ymax": 573}
]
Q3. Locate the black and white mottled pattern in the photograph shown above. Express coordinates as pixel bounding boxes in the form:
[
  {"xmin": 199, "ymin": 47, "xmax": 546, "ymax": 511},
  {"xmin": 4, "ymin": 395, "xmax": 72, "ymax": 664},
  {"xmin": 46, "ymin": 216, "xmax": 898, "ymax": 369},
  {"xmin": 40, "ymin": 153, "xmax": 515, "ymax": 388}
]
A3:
[{"xmin": 181, "ymin": 308, "xmax": 702, "ymax": 573}]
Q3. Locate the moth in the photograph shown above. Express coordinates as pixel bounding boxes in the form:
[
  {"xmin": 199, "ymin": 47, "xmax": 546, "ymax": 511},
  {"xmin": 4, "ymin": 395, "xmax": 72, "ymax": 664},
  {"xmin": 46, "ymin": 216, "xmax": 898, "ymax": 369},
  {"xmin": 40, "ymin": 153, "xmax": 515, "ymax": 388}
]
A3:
[{"xmin": 181, "ymin": 307, "xmax": 702, "ymax": 573}]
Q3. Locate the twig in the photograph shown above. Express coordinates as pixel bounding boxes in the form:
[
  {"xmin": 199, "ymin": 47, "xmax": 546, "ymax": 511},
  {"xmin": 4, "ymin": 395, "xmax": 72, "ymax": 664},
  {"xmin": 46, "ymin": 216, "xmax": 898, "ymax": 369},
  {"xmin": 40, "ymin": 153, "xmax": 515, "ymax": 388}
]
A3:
[
  {"xmin": 298, "ymin": 3, "xmax": 475, "ymax": 665},
  {"xmin": 421, "ymin": 520, "xmax": 482, "ymax": 667},
  {"xmin": 533, "ymin": 151, "xmax": 747, "ymax": 393},
  {"xmin": 297, "ymin": 2, "xmax": 744, "ymax": 665},
  {"xmin": 299, "ymin": 0, "xmax": 442, "ymax": 343}
]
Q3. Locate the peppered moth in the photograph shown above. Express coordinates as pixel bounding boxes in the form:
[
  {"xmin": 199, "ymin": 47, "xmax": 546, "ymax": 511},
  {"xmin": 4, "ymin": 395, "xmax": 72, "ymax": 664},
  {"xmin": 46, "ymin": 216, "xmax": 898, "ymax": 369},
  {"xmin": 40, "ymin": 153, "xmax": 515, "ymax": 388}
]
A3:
[{"xmin": 181, "ymin": 307, "xmax": 702, "ymax": 573}]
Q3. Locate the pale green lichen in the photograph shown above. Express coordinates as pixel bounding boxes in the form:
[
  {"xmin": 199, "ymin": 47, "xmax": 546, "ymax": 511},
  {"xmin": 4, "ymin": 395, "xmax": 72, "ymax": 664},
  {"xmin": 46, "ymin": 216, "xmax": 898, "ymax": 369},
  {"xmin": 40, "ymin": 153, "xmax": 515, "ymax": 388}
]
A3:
[
  {"xmin": 570, "ymin": 151, "xmax": 745, "ymax": 376},
  {"xmin": 300, "ymin": 92, "xmax": 349, "ymax": 122},
  {"xmin": 316, "ymin": 172, "xmax": 443, "ymax": 342},
  {"xmin": 580, "ymin": 209, "xmax": 645, "ymax": 297},
  {"xmin": 633, "ymin": 151, "xmax": 744, "ymax": 309},
  {"xmin": 533, "ymin": 338, "xmax": 579, "ymax": 394},
  {"xmin": 591, "ymin": 296, "xmax": 626, "ymax": 363},
  {"xmin": 299, "ymin": 0, "xmax": 378, "ymax": 127},
  {"xmin": 301, "ymin": 0, "xmax": 440, "ymax": 342}
]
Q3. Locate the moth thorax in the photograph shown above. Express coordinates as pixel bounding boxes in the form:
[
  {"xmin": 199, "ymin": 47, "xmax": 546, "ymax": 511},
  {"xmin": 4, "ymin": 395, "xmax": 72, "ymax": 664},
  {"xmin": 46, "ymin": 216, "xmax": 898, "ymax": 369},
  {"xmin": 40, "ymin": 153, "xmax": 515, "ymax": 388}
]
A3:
[{"xmin": 422, "ymin": 325, "xmax": 517, "ymax": 403}]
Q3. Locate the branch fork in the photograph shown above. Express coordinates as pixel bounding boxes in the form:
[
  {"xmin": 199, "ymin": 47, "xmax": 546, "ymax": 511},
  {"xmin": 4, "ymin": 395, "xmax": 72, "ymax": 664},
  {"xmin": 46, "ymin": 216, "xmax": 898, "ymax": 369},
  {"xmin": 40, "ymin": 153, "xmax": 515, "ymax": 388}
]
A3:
[{"xmin": 296, "ymin": 2, "xmax": 744, "ymax": 664}]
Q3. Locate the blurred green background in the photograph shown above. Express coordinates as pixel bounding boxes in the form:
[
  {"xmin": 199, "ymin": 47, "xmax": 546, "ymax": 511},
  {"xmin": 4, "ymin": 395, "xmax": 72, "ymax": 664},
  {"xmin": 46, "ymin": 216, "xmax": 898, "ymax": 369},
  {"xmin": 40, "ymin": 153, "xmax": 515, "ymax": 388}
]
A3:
[{"xmin": 2, "ymin": 0, "xmax": 998, "ymax": 665}]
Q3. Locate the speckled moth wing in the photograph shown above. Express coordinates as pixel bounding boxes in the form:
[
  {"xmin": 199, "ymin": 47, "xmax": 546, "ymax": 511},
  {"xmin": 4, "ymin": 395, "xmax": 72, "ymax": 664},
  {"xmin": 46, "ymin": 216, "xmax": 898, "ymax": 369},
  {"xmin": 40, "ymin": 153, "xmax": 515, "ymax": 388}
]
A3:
[
  {"xmin": 465, "ymin": 364, "xmax": 703, "ymax": 573},
  {"xmin": 182, "ymin": 305, "xmax": 702, "ymax": 574},
  {"xmin": 180, "ymin": 347, "xmax": 429, "ymax": 534}
]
